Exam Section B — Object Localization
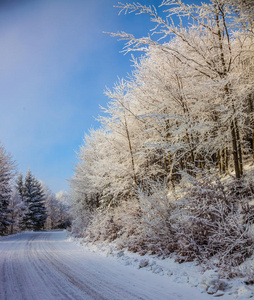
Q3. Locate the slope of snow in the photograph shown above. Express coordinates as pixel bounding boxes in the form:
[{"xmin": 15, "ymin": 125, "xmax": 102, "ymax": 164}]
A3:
[
  {"xmin": 68, "ymin": 233, "xmax": 254, "ymax": 299},
  {"xmin": 0, "ymin": 230, "xmax": 228, "ymax": 300}
]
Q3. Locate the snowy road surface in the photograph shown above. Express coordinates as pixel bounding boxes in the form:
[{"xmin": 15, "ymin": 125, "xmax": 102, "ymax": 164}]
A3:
[{"xmin": 0, "ymin": 230, "xmax": 222, "ymax": 300}]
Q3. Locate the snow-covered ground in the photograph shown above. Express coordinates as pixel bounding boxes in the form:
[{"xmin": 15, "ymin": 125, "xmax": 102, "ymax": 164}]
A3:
[
  {"xmin": 0, "ymin": 230, "xmax": 253, "ymax": 300},
  {"xmin": 68, "ymin": 233, "xmax": 254, "ymax": 300}
]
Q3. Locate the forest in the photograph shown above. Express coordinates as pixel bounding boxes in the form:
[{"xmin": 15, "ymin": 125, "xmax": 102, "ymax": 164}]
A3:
[
  {"xmin": 0, "ymin": 0, "xmax": 253, "ymax": 282},
  {"xmin": 70, "ymin": 0, "xmax": 254, "ymax": 278},
  {"xmin": 0, "ymin": 144, "xmax": 71, "ymax": 235}
]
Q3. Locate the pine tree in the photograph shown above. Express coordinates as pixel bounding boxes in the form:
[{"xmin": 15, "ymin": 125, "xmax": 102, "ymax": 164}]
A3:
[
  {"xmin": 0, "ymin": 143, "xmax": 15, "ymax": 235},
  {"xmin": 12, "ymin": 173, "xmax": 27, "ymax": 232},
  {"xmin": 16, "ymin": 173, "xmax": 25, "ymax": 201},
  {"xmin": 22, "ymin": 170, "xmax": 47, "ymax": 231}
]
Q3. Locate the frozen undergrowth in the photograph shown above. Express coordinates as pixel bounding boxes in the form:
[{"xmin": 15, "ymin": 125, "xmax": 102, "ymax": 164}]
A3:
[
  {"xmin": 81, "ymin": 172, "xmax": 254, "ymax": 272},
  {"xmin": 68, "ymin": 231, "xmax": 254, "ymax": 299},
  {"xmin": 69, "ymin": 166, "xmax": 254, "ymax": 299}
]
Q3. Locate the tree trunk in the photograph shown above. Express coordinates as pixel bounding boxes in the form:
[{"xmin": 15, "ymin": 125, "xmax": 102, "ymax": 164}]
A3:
[
  {"xmin": 124, "ymin": 115, "xmax": 137, "ymax": 185},
  {"xmin": 231, "ymin": 121, "xmax": 241, "ymax": 178},
  {"xmin": 248, "ymin": 93, "xmax": 254, "ymax": 160},
  {"xmin": 235, "ymin": 119, "xmax": 243, "ymax": 176}
]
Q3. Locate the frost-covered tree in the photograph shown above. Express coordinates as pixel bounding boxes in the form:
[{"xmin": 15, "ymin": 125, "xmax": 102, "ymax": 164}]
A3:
[
  {"xmin": 55, "ymin": 191, "xmax": 71, "ymax": 228},
  {"xmin": 10, "ymin": 173, "xmax": 28, "ymax": 233},
  {"xmin": 8, "ymin": 189, "xmax": 26, "ymax": 234},
  {"xmin": 43, "ymin": 187, "xmax": 71, "ymax": 230},
  {"xmin": 70, "ymin": 0, "xmax": 254, "ymax": 271},
  {"xmin": 16, "ymin": 173, "xmax": 25, "ymax": 202},
  {"xmin": 71, "ymin": 0, "xmax": 254, "ymax": 205},
  {"xmin": 41, "ymin": 183, "xmax": 58, "ymax": 230},
  {"xmin": 0, "ymin": 143, "xmax": 15, "ymax": 235},
  {"xmin": 111, "ymin": 0, "xmax": 254, "ymax": 178},
  {"xmin": 21, "ymin": 170, "xmax": 47, "ymax": 231},
  {"xmin": 56, "ymin": 191, "xmax": 71, "ymax": 206}
]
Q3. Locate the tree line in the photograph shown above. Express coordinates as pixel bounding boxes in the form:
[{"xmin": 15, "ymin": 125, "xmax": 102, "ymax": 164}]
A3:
[
  {"xmin": 70, "ymin": 0, "xmax": 254, "ymax": 276},
  {"xmin": 0, "ymin": 143, "xmax": 71, "ymax": 236}
]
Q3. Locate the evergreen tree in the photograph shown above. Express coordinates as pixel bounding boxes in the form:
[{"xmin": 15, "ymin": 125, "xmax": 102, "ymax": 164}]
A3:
[
  {"xmin": 12, "ymin": 173, "xmax": 27, "ymax": 232},
  {"xmin": 0, "ymin": 143, "xmax": 15, "ymax": 235},
  {"xmin": 16, "ymin": 173, "xmax": 25, "ymax": 201},
  {"xmin": 22, "ymin": 170, "xmax": 47, "ymax": 231},
  {"xmin": 8, "ymin": 189, "xmax": 26, "ymax": 234}
]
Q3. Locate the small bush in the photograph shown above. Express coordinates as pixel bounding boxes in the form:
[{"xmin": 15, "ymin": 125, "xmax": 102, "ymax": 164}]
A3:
[
  {"xmin": 86, "ymin": 209, "xmax": 121, "ymax": 243},
  {"xmin": 85, "ymin": 181, "xmax": 178, "ymax": 256},
  {"xmin": 116, "ymin": 190, "xmax": 178, "ymax": 256},
  {"xmin": 174, "ymin": 176, "xmax": 254, "ymax": 273}
]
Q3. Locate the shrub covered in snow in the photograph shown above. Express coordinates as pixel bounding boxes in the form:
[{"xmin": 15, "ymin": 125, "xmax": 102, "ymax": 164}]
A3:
[
  {"xmin": 119, "ymin": 182, "xmax": 177, "ymax": 256},
  {"xmin": 85, "ymin": 209, "xmax": 122, "ymax": 243},
  {"xmin": 83, "ymin": 176, "xmax": 254, "ymax": 277},
  {"xmin": 85, "ymin": 181, "xmax": 178, "ymax": 256},
  {"xmin": 175, "ymin": 176, "xmax": 254, "ymax": 272}
]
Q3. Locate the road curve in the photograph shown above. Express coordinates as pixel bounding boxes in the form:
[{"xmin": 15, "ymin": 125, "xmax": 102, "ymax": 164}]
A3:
[{"xmin": 0, "ymin": 230, "xmax": 215, "ymax": 300}]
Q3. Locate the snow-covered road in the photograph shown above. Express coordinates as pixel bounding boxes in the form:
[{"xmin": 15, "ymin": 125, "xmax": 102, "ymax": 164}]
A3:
[{"xmin": 0, "ymin": 230, "xmax": 220, "ymax": 300}]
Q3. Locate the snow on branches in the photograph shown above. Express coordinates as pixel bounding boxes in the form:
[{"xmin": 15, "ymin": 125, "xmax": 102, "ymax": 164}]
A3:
[
  {"xmin": 0, "ymin": 143, "xmax": 15, "ymax": 235},
  {"xmin": 70, "ymin": 0, "xmax": 254, "ymax": 274}
]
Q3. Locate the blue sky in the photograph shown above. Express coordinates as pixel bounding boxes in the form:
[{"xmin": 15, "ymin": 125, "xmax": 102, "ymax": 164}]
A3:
[{"xmin": 0, "ymin": 0, "xmax": 204, "ymax": 193}]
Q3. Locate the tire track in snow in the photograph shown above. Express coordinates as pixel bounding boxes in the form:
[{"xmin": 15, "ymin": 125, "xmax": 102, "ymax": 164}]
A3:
[
  {"xmin": 25, "ymin": 232, "xmax": 73, "ymax": 300},
  {"xmin": 29, "ymin": 232, "xmax": 102, "ymax": 300},
  {"xmin": 0, "ymin": 233, "xmax": 38, "ymax": 300},
  {"xmin": 0, "ymin": 231, "xmax": 145, "ymax": 300},
  {"xmin": 39, "ymin": 231, "xmax": 145, "ymax": 300}
]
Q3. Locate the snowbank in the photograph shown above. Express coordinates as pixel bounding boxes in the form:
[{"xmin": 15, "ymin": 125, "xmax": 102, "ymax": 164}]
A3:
[{"xmin": 67, "ymin": 231, "xmax": 254, "ymax": 299}]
